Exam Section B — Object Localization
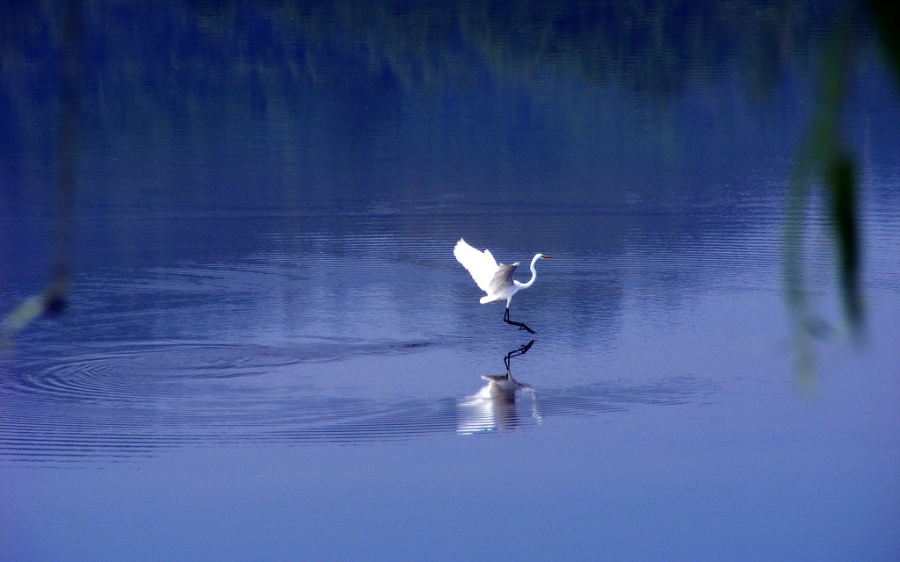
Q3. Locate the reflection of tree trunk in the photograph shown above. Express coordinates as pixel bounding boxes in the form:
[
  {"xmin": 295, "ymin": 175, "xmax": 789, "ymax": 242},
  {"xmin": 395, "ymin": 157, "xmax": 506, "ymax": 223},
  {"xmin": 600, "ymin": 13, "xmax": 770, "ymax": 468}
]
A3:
[
  {"xmin": 1, "ymin": 1, "xmax": 80, "ymax": 343},
  {"xmin": 54, "ymin": 0, "xmax": 82, "ymax": 301}
]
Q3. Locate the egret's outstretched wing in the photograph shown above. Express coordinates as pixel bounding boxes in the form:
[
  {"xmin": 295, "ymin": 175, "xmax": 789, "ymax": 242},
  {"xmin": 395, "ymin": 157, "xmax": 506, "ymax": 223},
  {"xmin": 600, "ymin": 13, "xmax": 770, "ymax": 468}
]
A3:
[
  {"xmin": 488, "ymin": 263, "xmax": 518, "ymax": 295},
  {"xmin": 454, "ymin": 238, "xmax": 501, "ymax": 294}
]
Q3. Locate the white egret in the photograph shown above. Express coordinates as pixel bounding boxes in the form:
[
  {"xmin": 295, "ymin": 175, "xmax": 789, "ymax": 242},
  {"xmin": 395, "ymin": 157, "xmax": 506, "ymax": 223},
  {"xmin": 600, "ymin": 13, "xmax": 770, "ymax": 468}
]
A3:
[{"xmin": 454, "ymin": 238, "xmax": 552, "ymax": 334}]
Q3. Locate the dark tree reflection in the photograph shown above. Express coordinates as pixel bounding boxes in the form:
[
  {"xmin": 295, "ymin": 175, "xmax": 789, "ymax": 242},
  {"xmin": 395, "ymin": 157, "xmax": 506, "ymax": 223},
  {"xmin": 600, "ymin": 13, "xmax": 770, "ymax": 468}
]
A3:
[{"xmin": 2, "ymin": 1, "xmax": 897, "ymax": 372}]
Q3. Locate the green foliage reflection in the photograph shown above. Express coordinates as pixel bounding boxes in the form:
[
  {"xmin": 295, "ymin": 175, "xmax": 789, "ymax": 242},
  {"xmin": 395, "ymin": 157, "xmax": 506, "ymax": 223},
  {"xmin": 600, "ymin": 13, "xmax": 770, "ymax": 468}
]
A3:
[{"xmin": 1, "ymin": 0, "xmax": 896, "ymax": 375}]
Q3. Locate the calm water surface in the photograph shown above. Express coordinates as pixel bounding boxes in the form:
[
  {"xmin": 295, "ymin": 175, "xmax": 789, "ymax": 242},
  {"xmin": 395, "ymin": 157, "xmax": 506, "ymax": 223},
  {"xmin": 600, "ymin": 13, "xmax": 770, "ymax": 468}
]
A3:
[{"xmin": 1, "ymin": 2, "xmax": 899, "ymax": 560}]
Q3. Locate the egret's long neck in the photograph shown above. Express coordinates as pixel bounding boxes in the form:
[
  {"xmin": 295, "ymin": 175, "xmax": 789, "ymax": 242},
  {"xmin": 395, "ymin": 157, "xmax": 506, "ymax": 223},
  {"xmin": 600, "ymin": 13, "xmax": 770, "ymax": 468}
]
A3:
[{"xmin": 516, "ymin": 254, "xmax": 542, "ymax": 290}]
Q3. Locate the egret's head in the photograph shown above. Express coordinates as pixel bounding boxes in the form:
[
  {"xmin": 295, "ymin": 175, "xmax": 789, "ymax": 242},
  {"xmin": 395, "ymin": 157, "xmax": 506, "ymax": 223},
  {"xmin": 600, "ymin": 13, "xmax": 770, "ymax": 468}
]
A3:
[{"xmin": 539, "ymin": 254, "xmax": 553, "ymax": 259}]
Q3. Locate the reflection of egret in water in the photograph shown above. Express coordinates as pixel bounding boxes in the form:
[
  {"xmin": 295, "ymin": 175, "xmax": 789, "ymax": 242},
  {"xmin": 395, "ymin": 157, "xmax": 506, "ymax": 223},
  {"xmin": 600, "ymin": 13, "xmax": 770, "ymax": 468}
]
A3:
[{"xmin": 457, "ymin": 340, "xmax": 541, "ymax": 435}]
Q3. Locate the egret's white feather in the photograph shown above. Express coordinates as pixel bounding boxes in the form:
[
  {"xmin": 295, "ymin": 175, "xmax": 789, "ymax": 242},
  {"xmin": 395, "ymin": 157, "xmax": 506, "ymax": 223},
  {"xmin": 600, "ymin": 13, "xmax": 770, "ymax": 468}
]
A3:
[
  {"xmin": 488, "ymin": 263, "xmax": 518, "ymax": 295},
  {"xmin": 454, "ymin": 238, "xmax": 502, "ymax": 294}
]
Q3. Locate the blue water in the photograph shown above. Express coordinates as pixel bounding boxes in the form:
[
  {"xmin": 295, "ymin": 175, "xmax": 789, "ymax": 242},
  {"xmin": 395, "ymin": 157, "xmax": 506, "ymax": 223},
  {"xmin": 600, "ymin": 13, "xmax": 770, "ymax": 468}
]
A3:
[{"xmin": 1, "ymin": 2, "xmax": 899, "ymax": 560}]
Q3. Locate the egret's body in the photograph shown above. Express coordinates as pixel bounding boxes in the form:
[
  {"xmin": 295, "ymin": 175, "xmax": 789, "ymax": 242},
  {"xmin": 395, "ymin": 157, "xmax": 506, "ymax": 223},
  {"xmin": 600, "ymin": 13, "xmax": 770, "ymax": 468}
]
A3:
[{"xmin": 454, "ymin": 238, "xmax": 551, "ymax": 334}]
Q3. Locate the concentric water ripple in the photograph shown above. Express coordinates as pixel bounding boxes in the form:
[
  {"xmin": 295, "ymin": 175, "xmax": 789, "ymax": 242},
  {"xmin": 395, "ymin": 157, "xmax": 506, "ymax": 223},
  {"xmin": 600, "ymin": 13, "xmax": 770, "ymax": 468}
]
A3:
[{"xmin": 0, "ymin": 339, "xmax": 713, "ymax": 463}]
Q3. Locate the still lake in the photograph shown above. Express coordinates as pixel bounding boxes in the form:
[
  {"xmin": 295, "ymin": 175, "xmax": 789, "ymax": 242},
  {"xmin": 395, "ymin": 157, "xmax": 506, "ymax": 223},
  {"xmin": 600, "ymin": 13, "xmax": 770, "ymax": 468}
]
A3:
[{"xmin": 1, "ymin": 2, "xmax": 899, "ymax": 560}]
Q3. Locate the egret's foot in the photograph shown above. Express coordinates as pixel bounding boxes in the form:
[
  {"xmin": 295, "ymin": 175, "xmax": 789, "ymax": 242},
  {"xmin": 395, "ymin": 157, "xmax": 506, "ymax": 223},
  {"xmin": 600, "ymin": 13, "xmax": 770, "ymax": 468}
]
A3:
[{"xmin": 505, "ymin": 318, "xmax": 536, "ymax": 334}]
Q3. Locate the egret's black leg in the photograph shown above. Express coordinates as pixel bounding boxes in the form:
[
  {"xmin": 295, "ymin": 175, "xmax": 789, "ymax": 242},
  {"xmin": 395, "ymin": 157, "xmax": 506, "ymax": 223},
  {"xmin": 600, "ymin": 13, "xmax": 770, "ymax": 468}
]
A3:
[
  {"xmin": 504, "ymin": 307, "xmax": 536, "ymax": 334},
  {"xmin": 504, "ymin": 339, "xmax": 535, "ymax": 373}
]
